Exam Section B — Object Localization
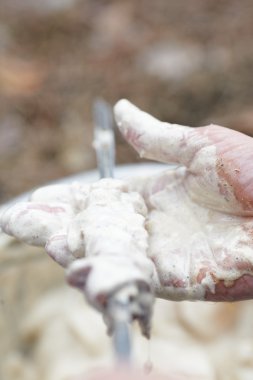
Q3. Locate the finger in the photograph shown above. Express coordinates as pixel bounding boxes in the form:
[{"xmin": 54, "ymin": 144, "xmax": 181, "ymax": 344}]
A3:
[
  {"xmin": 0, "ymin": 202, "xmax": 72, "ymax": 246},
  {"xmin": 205, "ymin": 274, "xmax": 253, "ymax": 301},
  {"xmin": 114, "ymin": 99, "xmax": 198, "ymax": 166}
]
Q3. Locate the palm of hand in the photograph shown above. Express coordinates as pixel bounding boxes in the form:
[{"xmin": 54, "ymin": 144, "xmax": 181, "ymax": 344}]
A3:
[
  {"xmin": 115, "ymin": 100, "xmax": 253, "ymax": 301},
  {"xmin": 140, "ymin": 167, "xmax": 253, "ymax": 301}
]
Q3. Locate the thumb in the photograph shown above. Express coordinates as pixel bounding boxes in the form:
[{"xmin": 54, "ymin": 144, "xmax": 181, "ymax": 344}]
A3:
[
  {"xmin": 114, "ymin": 99, "xmax": 198, "ymax": 166},
  {"xmin": 115, "ymin": 100, "xmax": 253, "ymax": 214}
]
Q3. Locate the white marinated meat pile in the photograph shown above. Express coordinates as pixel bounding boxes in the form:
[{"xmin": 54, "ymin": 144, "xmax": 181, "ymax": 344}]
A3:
[{"xmin": 0, "ymin": 178, "xmax": 154, "ymax": 336}]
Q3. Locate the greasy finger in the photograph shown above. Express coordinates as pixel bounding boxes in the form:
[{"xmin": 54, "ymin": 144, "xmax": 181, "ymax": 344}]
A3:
[{"xmin": 114, "ymin": 99, "xmax": 197, "ymax": 166}]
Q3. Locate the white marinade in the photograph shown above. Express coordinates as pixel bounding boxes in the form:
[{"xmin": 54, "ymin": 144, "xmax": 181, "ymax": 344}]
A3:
[{"xmin": 0, "ymin": 178, "xmax": 155, "ymax": 336}]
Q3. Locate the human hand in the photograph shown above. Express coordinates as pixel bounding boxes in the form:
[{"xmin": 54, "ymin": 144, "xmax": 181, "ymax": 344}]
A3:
[{"xmin": 114, "ymin": 100, "xmax": 253, "ymax": 302}]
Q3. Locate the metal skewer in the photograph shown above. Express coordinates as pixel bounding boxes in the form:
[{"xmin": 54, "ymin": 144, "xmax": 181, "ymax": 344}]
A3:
[
  {"xmin": 92, "ymin": 98, "xmax": 132, "ymax": 363},
  {"xmin": 93, "ymin": 98, "xmax": 115, "ymax": 179},
  {"xmin": 108, "ymin": 296, "xmax": 132, "ymax": 363}
]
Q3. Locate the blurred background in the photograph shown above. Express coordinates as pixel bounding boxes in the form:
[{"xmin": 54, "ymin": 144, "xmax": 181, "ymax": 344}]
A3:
[
  {"xmin": 2, "ymin": 2, "xmax": 253, "ymax": 379},
  {"xmin": 1, "ymin": 0, "xmax": 253, "ymax": 202}
]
